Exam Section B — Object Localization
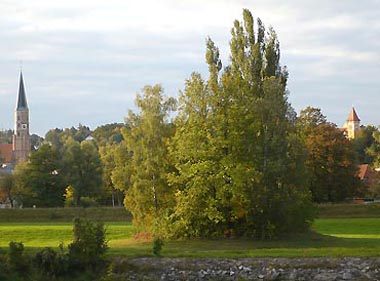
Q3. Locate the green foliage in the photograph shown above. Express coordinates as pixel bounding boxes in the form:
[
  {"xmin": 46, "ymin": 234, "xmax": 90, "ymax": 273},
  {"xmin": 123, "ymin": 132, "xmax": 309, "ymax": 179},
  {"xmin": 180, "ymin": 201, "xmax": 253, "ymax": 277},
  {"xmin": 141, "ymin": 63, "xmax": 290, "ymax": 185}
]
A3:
[
  {"xmin": 166, "ymin": 9, "xmax": 313, "ymax": 239},
  {"xmin": 97, "ymin": 144, "xmax": 125, "ymax": 207},
  {"xmin": 14, "ymin": 144, "xmax": 65, "ymax": 207},
  {"xmin": 45, "ymin": 124, "xmax": 92, "ymax": 149},
  {"xmin": 0, "ymin": 219, "xmax": 112, "ymax": 280},
  {"xmin": 33, "ymin": 247, "xmax": 61, "ymax": 278},
  {"xmin": 7, "ymin": 242, "xmax": 29, "ymax": 276},
  {"xmin": 68, "ymin": 218, "xmax": 108, "ymax": 271},
  {"xmin": 118, "ymin": 85, "xmax": 176, "ymax": 233},
  {"xmin": 93, "ymin": 123, "xmax": 126, "ymax": 147},
  {"xmin": 12, "ymin": 160, "xmax": 34, "ymax": 207},
  {"xmin": 152, "ymin": 237, "xmax": 164, "ymax": 256},
  {"xmin": 364, "ymin": 126, "xmax": 380, "ymax": 167},
  {"xmin": 352, "ymin": 126, "xmax": 378, "ymax": 164},
  {"xmin": 0, "ymin": 173, "xmax": 14, "ymax": 207},
  {"xmin": 297, "ymin": 106, "xmax": 327, "ymax": 136},
  {"xmin": 63, "ymin": 139, "xmax": 103, "ymax": 206},
  {"xmin": 13, "ymin": 140, "xmax": 104, "ymax": 208},
  {"xmin": 304, "ymin": 122, "xmax": 361, "ymax": 202}
]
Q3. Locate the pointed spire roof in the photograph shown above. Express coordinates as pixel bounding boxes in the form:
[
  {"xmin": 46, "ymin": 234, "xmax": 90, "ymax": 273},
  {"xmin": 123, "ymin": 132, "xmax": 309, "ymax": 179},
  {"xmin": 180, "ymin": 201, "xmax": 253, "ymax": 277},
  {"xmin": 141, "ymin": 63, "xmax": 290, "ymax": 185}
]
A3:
[
  {"xmin": 347, "ymin": 107, "xmax": 360, "ymax": 122},
  {"xmin": 16, "ymin": 72, "xmax": 28, "ymax": 110}
]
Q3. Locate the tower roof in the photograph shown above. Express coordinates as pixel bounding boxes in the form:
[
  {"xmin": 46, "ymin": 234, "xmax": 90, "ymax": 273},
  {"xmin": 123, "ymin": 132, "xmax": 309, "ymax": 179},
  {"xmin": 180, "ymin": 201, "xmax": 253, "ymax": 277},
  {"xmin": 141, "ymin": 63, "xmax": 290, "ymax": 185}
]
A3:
[
  {"xmin": 347, "ymin": 107, "xmax": 360, "ymax": 122},
  {"xmin": 16, "ymin": 72, "xmax": 28, "ymax": 110}
]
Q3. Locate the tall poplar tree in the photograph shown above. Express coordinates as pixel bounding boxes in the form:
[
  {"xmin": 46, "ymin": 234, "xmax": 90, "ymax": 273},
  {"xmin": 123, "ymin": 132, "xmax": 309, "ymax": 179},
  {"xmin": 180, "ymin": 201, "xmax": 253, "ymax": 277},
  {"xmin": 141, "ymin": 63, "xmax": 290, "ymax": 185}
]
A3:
[{"xmin": 168, "ymin": 9, "xmax": 313, "ymax": 239}]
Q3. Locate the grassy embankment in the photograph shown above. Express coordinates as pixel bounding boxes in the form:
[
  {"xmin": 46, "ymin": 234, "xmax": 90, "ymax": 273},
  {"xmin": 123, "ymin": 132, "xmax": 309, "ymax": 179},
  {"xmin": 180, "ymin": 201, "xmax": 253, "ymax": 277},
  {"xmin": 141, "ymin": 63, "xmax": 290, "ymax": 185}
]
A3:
[{"xmin": 0, "ymin": 204, "xmax": 379, "ymax": 257}]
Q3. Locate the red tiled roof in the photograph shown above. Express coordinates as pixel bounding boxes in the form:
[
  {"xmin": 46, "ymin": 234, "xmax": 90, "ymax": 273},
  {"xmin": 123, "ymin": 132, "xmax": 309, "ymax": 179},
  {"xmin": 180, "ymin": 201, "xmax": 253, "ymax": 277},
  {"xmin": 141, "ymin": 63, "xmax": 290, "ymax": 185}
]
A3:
[{"xmin": 0, "ymin": 144, "xmax": 13, "ymax": 164}]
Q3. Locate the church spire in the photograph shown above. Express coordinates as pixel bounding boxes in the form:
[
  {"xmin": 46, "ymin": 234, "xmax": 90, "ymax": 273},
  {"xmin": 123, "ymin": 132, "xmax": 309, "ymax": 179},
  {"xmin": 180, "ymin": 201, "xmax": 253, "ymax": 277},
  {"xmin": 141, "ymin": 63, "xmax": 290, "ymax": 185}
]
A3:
[
  {"xmin": 16, "ymin": 72, "xmax": 28, "ymax": 109},
  {"xmin": 13, "ymin": 71, "xmax": 30, "ymax": 163},
  {"xmin": 347, "ymin": 107, "xmax": 360, "ymax": 122}
]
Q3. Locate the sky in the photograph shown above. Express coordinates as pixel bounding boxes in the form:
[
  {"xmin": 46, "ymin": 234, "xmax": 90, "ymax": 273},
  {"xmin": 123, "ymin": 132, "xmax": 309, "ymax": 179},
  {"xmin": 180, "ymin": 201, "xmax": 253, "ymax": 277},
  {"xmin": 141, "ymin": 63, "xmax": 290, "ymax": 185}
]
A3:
[{"xmin": 0, "ymin": 0, "xmax": 379, "ymax": 136}]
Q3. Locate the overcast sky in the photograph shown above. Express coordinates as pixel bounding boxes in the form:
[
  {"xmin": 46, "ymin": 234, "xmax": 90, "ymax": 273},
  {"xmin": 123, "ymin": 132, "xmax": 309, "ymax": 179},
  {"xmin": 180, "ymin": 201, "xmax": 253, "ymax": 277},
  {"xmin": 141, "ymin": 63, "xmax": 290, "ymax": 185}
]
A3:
[{"xmin": 0, "ymin": 0, "xmax": 379, "ymax": 136}]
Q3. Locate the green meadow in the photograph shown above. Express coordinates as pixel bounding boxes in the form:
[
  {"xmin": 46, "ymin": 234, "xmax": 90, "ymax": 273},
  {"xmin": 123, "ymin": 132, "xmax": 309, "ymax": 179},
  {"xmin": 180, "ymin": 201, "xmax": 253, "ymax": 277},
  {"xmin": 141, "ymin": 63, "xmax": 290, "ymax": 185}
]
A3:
[{"xmin": 1, "ymin": 205, "xmax": 380, "ymax": 258}]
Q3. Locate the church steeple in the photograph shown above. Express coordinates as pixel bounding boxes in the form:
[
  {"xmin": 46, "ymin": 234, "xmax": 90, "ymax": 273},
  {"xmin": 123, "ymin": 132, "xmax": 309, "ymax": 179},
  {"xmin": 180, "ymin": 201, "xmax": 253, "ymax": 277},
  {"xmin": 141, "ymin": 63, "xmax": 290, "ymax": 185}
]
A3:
[
  {"xmin": 347, "ymin": 107, "xmax": 360, "ymax": 122},
  {"xmin": 13, "ymin": 71, "xmax": 30, "ymax": 163},
  {"xmin": 343, "ymin": 107, "xmax": 360, "ymax": 139},
  {"xmin": 16, "ymin": 72, "xmax": 28, "ymax": 109}
]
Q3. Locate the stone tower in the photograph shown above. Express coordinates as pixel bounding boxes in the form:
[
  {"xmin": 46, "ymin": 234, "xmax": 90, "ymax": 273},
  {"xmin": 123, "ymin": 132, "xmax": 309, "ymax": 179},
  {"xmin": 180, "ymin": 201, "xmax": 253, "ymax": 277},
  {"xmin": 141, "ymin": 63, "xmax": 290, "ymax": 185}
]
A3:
[
  {"xmin": 12, "ymin": 72, "xmax": 30, "ymax": 163},
  {"xmin": 343, "ymin": 107, "xmax": 360, "ymax": 139}
]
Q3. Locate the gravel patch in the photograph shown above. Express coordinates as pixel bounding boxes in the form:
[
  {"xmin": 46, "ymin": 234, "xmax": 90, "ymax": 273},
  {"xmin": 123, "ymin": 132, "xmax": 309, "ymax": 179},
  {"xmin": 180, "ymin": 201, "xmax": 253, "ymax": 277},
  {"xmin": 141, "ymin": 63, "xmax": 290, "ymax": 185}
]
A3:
[{"xmin": 107, "ymin": 257, "xmax": 380, "ymax": 280}]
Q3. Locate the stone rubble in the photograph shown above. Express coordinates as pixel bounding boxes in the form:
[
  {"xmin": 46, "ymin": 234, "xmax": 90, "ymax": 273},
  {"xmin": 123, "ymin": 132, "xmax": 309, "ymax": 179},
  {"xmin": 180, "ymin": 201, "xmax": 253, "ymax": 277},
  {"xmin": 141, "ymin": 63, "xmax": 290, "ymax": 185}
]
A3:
[{"xmin": 109, "ymin": 257, "xmax": 380, "ymax": 280}]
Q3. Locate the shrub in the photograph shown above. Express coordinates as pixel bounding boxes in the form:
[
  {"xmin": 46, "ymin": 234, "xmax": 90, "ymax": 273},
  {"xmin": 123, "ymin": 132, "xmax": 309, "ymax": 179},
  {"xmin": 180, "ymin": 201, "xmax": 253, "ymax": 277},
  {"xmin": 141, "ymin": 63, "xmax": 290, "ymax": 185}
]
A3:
[
  {"xmin": 7, "ymin": 242, "xmax": 29, "ymax": 273},
  {"xmin": 152, "ymin": 237, "xmax": 164, "ymax": 256},
  {"xmin": 34, "ymin": 247, "xmax": 60, "ymax": 278},
  {"xmin": 68, "ymin": 218, "xmax": 108, "ymax": 272},
  {"xmin": 0, "ymin": 254, "xmax": 8, "ymax": 280},
  {"xmin": 7, "ymin": 242, "xmax": 30, "ymax": 279}
]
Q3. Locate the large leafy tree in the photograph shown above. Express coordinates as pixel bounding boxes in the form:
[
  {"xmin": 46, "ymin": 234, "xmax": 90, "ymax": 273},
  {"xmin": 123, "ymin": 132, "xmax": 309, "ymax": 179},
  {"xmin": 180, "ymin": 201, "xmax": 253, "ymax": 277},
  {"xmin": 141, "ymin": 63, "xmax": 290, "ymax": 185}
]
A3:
[
  {"xmin": 119, "ymin": 85, "xmax": 176, "ymax": 233},
  {"xmin": 12, "ymin": 160, "xmax": 33, "ymax": 207},
  {"xmin": 305, "ymin": 122, "xmax": 360, "ymax": 202},
  {"xmin": 297, "ymin": 107, "xmax": 364, "ymax": 202},
  {"xmin": 297, "ymin": 106, "xmax": 327, "ymax": 136},
  {"xmin": 45, "ymin": 124, "xmax": 92, "ymax": 153},
  {"xmin": 12, "ymin": 144, "xmax": 64, "ymax": 207},
  {"xmin": 92, "ymin": 123, "xmax": 125, "ymax": 147},
  {"xmin": 98, "ymin": 144, "xmax": 125, "ymax": 206},
  {"xmin": 63, "ymin": 138, "xmax": 103, "ymax": 206},
  {"xmin": 93, "ymin": 123, "xmax": 126, "ymax": 206},
  {"xmin": 168, "ymin": 9, "xmax": 313, "ymax": 239}
]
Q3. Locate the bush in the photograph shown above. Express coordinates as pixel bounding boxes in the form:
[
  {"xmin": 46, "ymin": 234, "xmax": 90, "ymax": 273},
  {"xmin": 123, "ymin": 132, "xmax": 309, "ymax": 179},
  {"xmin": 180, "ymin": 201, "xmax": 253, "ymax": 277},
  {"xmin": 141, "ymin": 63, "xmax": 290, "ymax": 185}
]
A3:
[
  {"xmin": 33, "ymin": 247, "xmax": 61, "ymax": 278},
  {"xmin": 7, "ymin": 242, "xmax": 30, "ymax": 279},
  {"xmin": 152, "ymin": 237, "xmax": 164, "ymax": 256},
  {"xmin": 0, "ymin": 254, "xmax": 8, "ymax": 280},
  {"xmin": 0, "ymin": 219, "xmax": 109, "ymax": 280},
  {"xmin": 7, "ymin": 242, "xmax": 29, "ymax": 273},
  {"xmin": 68, "ymin": 218, "xmax": 108, "ymax": 272}
]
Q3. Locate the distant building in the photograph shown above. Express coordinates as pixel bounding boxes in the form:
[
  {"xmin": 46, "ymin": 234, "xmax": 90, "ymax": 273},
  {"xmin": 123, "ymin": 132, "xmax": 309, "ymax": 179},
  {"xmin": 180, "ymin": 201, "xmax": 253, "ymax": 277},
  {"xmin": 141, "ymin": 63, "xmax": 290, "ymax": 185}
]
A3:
[
  {"xmin": 0, "ymin": 72, "xmax": 30, "ymax": 168},
  {"xmin": 342, "ymin": 107, "xmax": 360, "ymax": 139}
]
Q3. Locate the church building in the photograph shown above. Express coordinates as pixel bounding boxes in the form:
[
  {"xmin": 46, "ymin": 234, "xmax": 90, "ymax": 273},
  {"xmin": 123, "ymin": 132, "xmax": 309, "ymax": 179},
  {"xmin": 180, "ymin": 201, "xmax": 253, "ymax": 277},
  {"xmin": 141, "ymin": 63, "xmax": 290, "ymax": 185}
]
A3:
[
  {"xmin": 342, "ymin": 107, "xmax": 360, "ymax": 140},
  {"xmin": 0, "ymin": 72, "xmax": 30, "ymax": 167}
]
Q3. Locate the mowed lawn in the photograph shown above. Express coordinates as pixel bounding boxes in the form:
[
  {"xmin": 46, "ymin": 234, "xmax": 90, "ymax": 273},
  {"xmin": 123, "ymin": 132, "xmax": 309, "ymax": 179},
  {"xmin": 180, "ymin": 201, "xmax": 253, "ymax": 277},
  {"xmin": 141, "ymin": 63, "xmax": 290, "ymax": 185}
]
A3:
[{"xmin": 1, "ymin": 218, "xmax": 380, "ymax": 257}]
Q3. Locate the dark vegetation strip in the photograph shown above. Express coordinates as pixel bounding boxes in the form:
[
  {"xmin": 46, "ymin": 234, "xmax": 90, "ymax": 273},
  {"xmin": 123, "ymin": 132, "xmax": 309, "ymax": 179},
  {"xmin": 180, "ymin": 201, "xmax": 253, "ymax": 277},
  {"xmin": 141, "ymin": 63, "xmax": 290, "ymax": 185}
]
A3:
[
  {"xmin": 0, "ymin": 203, "xmax": 379, "ymax": 223},
  {"xmin": 317, "ymin": 203, "xmax": 380, "ymax": 218},
  {"xmin": 0, "ymin": 207, "xmax": 132, "ymax": 222}
]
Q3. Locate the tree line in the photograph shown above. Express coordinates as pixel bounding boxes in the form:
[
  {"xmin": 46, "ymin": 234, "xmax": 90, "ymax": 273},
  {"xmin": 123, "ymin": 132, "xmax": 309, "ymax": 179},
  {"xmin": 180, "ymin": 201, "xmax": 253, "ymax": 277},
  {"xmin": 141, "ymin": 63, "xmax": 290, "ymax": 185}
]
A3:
[{"xmin": 0, "ymin": 9, "xmax": 378, "ymax": 239}]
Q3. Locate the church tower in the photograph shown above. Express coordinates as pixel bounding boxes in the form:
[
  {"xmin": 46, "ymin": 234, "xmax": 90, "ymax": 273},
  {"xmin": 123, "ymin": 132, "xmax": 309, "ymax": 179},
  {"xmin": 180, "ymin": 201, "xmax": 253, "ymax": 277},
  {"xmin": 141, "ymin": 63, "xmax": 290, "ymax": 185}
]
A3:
[
  {"xmin": 12, "ymin": 72, "xmax": 30, "ymax": 163},
  {"xmin": 343, "ymin": 107, "xmax": 360, "ymax": 139}
]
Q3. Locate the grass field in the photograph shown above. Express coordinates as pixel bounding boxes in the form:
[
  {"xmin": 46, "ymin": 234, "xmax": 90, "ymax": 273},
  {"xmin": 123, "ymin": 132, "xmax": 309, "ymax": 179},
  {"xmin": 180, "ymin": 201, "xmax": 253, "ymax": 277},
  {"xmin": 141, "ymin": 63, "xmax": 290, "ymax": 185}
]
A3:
[{"xmin": 1, "ymin": 218, "xmax": 380, "ymax": 257}]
